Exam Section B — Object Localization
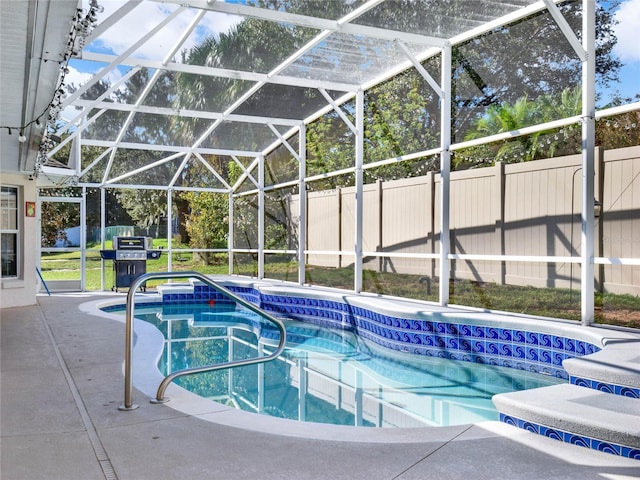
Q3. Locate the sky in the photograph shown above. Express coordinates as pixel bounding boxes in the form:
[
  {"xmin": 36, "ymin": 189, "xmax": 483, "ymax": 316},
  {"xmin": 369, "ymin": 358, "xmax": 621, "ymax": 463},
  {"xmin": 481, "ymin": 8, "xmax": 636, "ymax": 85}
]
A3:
[
  {"xmin": 62, "ymin": 0, "xmax": 640, "ymax": 121},
  {"xmin": 611, "ymin": 0, "xmax": 640, "ymax": 101},
  {"xmin": 64, "ymin": 0, "xmax": 241, "ymax": 99}
]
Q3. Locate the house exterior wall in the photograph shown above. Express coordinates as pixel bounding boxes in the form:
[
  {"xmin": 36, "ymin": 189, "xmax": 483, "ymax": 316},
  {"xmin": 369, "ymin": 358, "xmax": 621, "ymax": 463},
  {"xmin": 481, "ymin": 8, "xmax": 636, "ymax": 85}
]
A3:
[{"xmin": 1, "ymin": 172, "xmax": 39, "ymax": 308}]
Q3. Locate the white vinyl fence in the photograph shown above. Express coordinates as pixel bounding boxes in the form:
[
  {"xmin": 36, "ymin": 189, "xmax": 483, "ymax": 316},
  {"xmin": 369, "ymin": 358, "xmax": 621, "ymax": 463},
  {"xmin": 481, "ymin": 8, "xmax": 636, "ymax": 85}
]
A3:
[{"xmin": 292, "ymin": 145, "xmax": 640, "ymax": 295}]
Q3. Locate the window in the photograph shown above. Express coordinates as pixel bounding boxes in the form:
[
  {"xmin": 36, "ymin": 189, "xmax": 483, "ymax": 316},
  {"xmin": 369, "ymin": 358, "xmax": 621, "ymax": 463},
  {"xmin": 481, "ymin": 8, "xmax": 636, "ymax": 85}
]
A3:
[{"xmin": 1, "ymin": 186, "xmax": 19, "ymax": 277}]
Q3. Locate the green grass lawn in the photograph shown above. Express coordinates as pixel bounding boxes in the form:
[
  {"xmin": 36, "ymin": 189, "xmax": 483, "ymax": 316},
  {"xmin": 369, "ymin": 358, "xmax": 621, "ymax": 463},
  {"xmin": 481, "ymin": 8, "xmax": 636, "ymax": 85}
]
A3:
[{"xmin": 40, "ymin": 245, "xmax": 640, "ymax": 329}]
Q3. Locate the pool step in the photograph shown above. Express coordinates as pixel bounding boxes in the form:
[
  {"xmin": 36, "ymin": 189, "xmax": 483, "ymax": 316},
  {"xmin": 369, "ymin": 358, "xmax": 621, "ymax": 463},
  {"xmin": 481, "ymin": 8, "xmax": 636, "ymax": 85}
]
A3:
[
  {"xmin": 563, "ymin": 339, "xmax": 640, "ymax": 398},
  {"xmin": 493, "ymin": 383, "xmax": 640, "ymax": 458}
]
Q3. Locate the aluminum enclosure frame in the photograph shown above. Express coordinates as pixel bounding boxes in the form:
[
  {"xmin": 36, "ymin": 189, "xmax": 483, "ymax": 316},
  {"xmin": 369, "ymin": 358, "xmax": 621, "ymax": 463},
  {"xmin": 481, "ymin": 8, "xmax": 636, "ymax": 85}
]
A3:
[{"xmin": 37, "ymin": 0, "xmax": 640, "ymax": 325}]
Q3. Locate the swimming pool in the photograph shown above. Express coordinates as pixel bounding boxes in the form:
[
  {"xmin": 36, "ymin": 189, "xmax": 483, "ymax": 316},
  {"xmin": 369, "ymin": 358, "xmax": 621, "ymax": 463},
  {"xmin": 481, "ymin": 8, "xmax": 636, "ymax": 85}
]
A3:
[
  {"xmin": 126, "ymin": 301, "xmax": 565, "ymax": 427},
  {"xmin": 92, "ymin": 276, "xmax": 640, "ymax": 457}
]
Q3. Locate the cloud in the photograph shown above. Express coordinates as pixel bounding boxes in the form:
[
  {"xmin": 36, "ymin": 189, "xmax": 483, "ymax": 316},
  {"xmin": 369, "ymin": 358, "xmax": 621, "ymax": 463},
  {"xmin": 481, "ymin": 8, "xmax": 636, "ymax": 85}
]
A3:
[
  {"xmin": 613, "ymin": 0, "xmax": 640, "ymax": 62},
  {"xmin": 86, "ymin": 0, "xmax": 241, "ymax": 61},
  {"xmin": 64, "ymin": 65, "xmax": 95, "ymax": 91},
  {"xmin": 60, "ymin": 64, "xmax": 124, "ymax": 122}
]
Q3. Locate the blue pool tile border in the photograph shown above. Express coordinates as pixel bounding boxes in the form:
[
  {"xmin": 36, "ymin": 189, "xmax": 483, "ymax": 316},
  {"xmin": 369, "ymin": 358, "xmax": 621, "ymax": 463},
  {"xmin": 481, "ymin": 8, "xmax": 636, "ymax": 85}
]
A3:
[
  {"xmin": 570, "ymin": 376, "xmax": 640, "ymax": 399},
  {"xmin": 500, "ymin": 413, "xmax": 640, "ymax": 460},
  {"xmin": 152, "ymin": 286, "xmax": 602, "ymax": 381}
]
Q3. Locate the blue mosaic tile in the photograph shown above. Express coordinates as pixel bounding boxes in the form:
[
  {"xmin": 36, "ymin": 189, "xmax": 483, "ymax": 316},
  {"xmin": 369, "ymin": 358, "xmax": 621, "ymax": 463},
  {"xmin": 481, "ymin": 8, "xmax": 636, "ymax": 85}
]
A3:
[
  {"xmin": 499, "ymin": 328, "xmax": 512, "ymax": 341},
  {"xmin": 525, "ymin": 331, "xmax": 538, "ymax": 345},
  {"xmin": 525, "ymin": 346, "xmax": 539, "ymax": 362},
  {"xmin": 593, "ymin": 440, "xmax": 621, "ymax": 455},
  {"xmin": 470, "ymin": 325, "xmax": 484, "ymax": 338},
  {"xmin": 513, "ymin": 345, "xmax": 525, "ymax": 359},
  {"xmin": 499, "ymin": 414, "xmax": 637, "ymax": 459},
  {"xmin": 539, "ymin": 349, "xmax": 552, "ymax": 364},
  {"xmin": 539, "ymin": 425, "xmax": 563, "ymax": 441},
  {"xmin": 551, "ymin": 335, "xmax": 564, "ymax": 350},
  {"xmin": 512, "ymin": 329, "xmax": 526, "ymax": 343},
  {"xmin": 485, "ymin": 326, "xmax": 500, "ymax": 339},
  {"xmin": 621, "ymin": 447, "xmax": 640, "ymax": 460},
  {"xmin": 564, "ymin": 337, "xmax": 576, "ymax": 353},
  {"xmin": 566, "ymin": 432, "xmax": 591, "ymax": 448},
  {"xmin": 617, "ymin": 386, "xmax": 640, "ymax": 398},
  {"xmin": 539, "ymin": 333, "xmax": 552, "ymax": 347},
  {"xmin": 147, "ymin": 285, "xmax": 614, "ymax": 387},
  {"xmin": 594, "ymin": 382, "xmax": 615, "ymax": 394}
]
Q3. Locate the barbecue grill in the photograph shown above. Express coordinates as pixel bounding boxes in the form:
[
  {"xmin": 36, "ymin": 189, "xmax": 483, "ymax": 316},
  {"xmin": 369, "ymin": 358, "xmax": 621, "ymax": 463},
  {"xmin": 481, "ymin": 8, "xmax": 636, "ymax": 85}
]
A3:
[{"xmin": 100, "ymin": 236, "xmax": 162, "ymax": 291}]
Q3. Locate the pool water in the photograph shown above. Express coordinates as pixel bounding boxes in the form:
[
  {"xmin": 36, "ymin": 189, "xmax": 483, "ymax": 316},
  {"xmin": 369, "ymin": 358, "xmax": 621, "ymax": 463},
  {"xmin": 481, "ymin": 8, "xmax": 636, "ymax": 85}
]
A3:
[{"xmin": 133, "ymin": 302, "xmax": 566, "ymax": 428}]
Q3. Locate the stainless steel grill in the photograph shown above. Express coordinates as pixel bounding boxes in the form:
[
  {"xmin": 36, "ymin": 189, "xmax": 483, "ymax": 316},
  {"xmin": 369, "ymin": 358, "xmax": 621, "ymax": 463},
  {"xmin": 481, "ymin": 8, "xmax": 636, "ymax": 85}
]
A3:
[{"xmin": 100, "ymin": 236, "xmax": 161, "ymax": 292}]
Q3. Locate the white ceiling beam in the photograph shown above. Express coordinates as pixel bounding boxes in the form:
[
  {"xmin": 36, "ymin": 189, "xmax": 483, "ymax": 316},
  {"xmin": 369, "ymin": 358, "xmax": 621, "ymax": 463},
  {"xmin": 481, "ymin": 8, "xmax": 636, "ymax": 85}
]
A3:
[
  {"xmin": 232, "ymin": 157, "xmax": 259, "ymax": 191},
  {"xmin": 62, "ymin": 6, "xmax": 187, "ymax": 109},
  {"xmin": 156, "ymin": 0, "xmax": 447, "ymax": 47},
  {"xmin": 168, "ymin": 153, "xmax": 192, "ymax": 188},
  {"xmin": 395, "ymin": 41, "xmax": 443, "ymax": 98},
  {"xmin": 80, "ymin": 52, "xmax": 359, "ymax": 92},
  {"xmin": 79, "ymin": 146, "xmax": 112, "ymax": 179},
  {"xmin": 106, "ymin": 152, "xmax": 185, "ymax": 184},
  {"xmin": 193, "ymin": 152, "xmax": 232, "ymax": 190},
  {"xmin": 318, "ymin": 89, "xmax": 357, "ymax": 134},
  {"xmin": 49, "ymin": 67, "xmax": 141, "ymax": 158},
  {"xmin": 103, "ymin": 9, "xmax": 205, "ymax": 184},
  {"xmin": 360, "ymin": 0, "xmax": 566, "ymax": 94},
  {"xmin": 447, "ymin": 0, "xmax": 565, "ymax": 48},
  {"xmin": 55, "ymin": 67, "xmax": 141, "ymax": 137},
  {"xmin": 82, "ymin": 139, "xmax": 262, "ymax": 156},
  {"xmin": 71, "ymin": 99, "xmax": 302, "ymax": 127},
  {"xmin": 542, "ymin": 0, "xmax": 587, "ymax": 61},
  {"xmin": 49, "ymin": 108, "xmax": 107, "ymax": 157},
  {"xmin": 83, "ymin": 0, "xmax": 143, "ymax": 46},
  {"xmin": 232, "ymin": 155, "xmax": 259, "ymax": 188},
  {"xmin": 266, "ymin": 124, "xmax": 301, "ymax": 162}
]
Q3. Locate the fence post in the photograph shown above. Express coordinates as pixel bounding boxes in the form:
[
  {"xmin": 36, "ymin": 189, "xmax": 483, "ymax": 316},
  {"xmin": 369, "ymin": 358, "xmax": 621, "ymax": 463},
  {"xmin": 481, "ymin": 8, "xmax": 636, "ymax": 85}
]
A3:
[
  {"xmin": 594, "ymin": 146, "xmax": 604, "ymax": 292},
  {"xmin": 495, "ymin": 161, "xmax": 506, "ymax": 285},
  {"xmin": 428, "ymin": 171, "xmax": 436, "ymax": 280},
  {"xmin": 377, "ymin": 179, "xmax": 383, "ymax": 272},
  {"xmin": 337, "ymin": 187, "xmax": 342, "ymax": 269}
]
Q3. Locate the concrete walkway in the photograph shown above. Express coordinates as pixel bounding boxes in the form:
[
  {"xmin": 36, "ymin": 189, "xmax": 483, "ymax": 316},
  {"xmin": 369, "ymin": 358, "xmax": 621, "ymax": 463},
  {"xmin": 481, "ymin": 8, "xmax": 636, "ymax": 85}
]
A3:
[{"xmin": 2, "ymin": 293, "xmax": 639, "ymax": 480}]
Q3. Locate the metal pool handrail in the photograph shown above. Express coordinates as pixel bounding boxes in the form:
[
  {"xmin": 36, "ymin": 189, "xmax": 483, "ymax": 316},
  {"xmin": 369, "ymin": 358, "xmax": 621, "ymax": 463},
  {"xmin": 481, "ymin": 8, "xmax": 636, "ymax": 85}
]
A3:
[{"xmin": 118, "ymin": 271, "xmax": 287, "ymax": 411}]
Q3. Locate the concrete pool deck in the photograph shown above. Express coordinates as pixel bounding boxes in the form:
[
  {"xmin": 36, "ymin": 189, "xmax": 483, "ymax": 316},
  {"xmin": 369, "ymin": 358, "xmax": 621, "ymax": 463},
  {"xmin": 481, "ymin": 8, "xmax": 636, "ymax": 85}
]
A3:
[{"xmin": 2, "ymin": 293, "xmax": 639, "ymax": 480}]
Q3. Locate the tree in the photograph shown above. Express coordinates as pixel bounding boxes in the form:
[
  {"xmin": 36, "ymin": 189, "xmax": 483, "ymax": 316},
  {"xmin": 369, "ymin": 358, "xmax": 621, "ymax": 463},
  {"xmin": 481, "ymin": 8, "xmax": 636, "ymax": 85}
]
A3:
[
  {"xmin": 182, "ymin": 190, "xmax": 229, "ymax": 264},
  {"xmin": 452, "ymin": 1, "xmax": 622, "ymax": 142},
  {"xmin": 458, "ymin": 87, "xmax": 583, "ymax": 167},
  {"xmin": 39, "ymin": 188, "xmax": 82, "ymax": 248}
]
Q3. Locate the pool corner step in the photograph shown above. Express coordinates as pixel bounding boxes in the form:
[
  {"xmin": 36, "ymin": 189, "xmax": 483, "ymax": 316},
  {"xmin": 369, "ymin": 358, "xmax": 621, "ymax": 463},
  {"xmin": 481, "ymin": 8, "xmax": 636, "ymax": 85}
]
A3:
[
  {"xmin": 493, "ymin": 383, "xmax": 640, "ymax": 458},
  {"xmin": 563, "ymin": 340, "xmax": 640, "ymax": 398}
]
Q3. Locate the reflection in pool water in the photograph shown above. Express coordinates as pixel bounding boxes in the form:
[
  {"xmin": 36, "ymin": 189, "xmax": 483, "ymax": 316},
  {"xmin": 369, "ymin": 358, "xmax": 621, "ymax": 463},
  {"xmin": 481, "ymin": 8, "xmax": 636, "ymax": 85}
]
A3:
[{"xmin": 132, "ymin": 302, "xmax": 565, "ymax": 428}]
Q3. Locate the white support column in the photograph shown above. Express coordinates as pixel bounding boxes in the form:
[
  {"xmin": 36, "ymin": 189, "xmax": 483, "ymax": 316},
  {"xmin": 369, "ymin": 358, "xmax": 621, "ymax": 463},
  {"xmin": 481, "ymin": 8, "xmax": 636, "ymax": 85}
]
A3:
[
  {"xmin": 80, "ymin": 187, "xmax": 87, "ymax": 292},
  {"xmin": 167, "ymin": 189, "xmax": 173, "ymax": 272},
  {"xmin": 258, "ymin": 154, "xmax": 265, "ymax": 279},
  {"xmin": 100, "ymin": 187, "xmax": 106, "ymax": 291},
  {"xmin": 439, "ymin": 44, "xmax": 452, "ymax": 305},
  {"xmin": 581, "ymin": 0, "xmax": 596, "ymax": 325},
  {"xmin": 298, "ymin": 125, "xmax": 307, "ymax": 285},
  {"xmin": 354, "ymin": 90, "xmax": 365, "ymax": 293},
  {"xmin": 228, "ymin": 193, "xmax": 234, "ymax": 275}
]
